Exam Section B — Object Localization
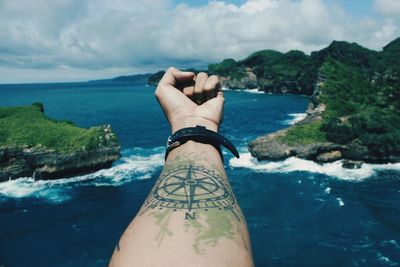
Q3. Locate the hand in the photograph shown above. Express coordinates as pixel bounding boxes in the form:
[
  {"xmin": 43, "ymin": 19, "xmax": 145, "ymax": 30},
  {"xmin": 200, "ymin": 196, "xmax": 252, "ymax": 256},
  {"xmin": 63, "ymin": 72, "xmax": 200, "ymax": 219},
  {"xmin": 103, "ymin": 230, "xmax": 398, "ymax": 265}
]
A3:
[{"xmin": 155, "ymin": 67, "xmax": 224, "ymax": 133}]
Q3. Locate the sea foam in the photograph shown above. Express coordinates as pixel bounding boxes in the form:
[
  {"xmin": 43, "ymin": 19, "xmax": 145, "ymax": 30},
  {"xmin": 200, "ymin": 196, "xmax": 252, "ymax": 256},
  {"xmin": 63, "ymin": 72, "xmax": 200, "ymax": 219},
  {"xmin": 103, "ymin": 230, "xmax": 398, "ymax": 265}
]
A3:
[
  {"xmin": 221, "ymin": 87, "xmax": 264, "ymax": 94},
  {"xmin": 229, "ymin": 152, "xmax": 400, "ymax": 181},
  {"xmin": 280, "ymin": 113, "xmax": 308, "ymax": 125}
]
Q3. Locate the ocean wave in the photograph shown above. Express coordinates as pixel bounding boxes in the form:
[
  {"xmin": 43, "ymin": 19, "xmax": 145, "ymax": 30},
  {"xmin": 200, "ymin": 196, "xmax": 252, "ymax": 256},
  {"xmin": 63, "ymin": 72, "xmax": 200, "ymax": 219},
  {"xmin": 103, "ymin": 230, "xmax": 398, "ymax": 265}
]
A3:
[
  {"xmin": 0, "ymin": 147, "xmax": 165, "ymax": 202},
  {"xmin": 229, "ymin": 152, "xmax": 400, "ymax": 181},
  {"xmin": 221, "ymin": 87, "xmax": 264, "ymax": 94},
  {"xmin": 280, "ymin": 113, "xmax": 307, "ymax": 125}
]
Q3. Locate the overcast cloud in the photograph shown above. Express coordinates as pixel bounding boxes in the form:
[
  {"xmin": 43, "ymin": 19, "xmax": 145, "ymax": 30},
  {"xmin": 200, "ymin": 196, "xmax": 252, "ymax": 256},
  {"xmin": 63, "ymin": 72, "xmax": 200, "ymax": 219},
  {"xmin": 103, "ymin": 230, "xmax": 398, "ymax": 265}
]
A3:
[{"xmin": 0, "ymin": 0, "xmax": 399, "ymax": 83}]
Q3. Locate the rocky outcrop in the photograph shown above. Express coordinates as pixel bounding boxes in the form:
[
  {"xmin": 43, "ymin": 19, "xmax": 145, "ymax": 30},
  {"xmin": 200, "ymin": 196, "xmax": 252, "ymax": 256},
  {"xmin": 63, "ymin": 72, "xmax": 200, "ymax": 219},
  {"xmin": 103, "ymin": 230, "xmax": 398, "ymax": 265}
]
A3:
[
  {"xmin": 220, "ymin": 69, "xmax": 258, "ymax": 89},
  {"xmin": 0, "ymin": 145, "xmax": 120, "ymax": 181},
  {"xmin": 248, "ymin": 127, "xmax": 345, "ymax": 162},
  {"xmin": 0, "ymin": 115, "xmax": 121, "ymax": 182},
  {"xmin": 342, "ymin": 160, "xmax": 363, "ymax": 169},
  {"xmin": 248, "ymin": 40, "xmax": 400, "ymax": 167},
  {"xmin": 248, "ymin": 69, "xmax": 359, "ymax": 167}
]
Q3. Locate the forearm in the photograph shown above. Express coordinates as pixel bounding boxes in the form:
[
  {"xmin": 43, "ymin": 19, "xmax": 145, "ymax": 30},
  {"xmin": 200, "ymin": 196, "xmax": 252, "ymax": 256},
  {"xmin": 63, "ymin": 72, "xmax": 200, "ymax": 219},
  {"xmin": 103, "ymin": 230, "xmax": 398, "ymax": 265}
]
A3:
[{"xmin": 109, "ymin": 141, "xmax": 253, "ymax": 266}]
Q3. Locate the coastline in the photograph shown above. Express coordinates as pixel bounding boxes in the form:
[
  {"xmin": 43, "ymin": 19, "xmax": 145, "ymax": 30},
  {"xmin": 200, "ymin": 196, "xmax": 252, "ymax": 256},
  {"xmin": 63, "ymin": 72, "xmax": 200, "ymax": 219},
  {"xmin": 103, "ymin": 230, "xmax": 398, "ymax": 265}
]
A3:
[{"xmin": 0, "ymin": 104, "xmax": 121, "ymax": 181}]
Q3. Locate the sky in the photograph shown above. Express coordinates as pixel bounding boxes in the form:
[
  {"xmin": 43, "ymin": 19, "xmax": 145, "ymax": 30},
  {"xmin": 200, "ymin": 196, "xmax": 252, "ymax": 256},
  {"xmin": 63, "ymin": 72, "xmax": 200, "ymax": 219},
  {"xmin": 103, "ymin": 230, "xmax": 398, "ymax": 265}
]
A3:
[{"xmin": 0, "ymin": 0, "xmax": 399, "ymax": 83}]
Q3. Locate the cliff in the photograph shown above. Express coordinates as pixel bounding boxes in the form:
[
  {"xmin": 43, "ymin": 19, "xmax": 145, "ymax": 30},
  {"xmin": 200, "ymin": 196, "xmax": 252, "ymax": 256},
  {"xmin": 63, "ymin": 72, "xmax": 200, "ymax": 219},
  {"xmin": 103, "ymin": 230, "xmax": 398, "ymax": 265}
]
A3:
[
  {"xmin": 249, "ymin": 38, "xmax": 400, "ymax": 166},
  {"xmin": 147, "ymin": 51, "xmax": 316, "ymax": 94},
  {"xmin": 0, "ymin": 103, "xmax": 121, "ymax": 181},
  {"xmin": 208, "ymin": 50, "xmax": 316, "ymax": 94},
  {"xmin": 145, "ymin": 39, "xmax": 400, "ymax": 166}
]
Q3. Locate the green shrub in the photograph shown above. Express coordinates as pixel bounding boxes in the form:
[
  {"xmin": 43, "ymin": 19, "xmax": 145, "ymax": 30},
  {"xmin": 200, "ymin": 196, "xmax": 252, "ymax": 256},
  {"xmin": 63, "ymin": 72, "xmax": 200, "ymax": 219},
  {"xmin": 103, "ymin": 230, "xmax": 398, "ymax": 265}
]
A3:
[
  {"xmin": 282, "ymin": 121, "xmax": 326, "ymax": 145},
  {"xmin": 322, "ymin": 117, "xmax": 355, "ymax": 144},
  {"xmin": 0, "ymin": 104, "xmax": 119, "ymax": 152}
]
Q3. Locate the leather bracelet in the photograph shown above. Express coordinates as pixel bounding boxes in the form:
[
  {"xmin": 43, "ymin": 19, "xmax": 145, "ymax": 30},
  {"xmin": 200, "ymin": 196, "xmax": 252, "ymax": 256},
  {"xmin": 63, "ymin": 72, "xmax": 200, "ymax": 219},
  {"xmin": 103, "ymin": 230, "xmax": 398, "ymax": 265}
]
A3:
[{"xmin": 165, "ymin": 125, "xmax": 240, "ymax": 160}]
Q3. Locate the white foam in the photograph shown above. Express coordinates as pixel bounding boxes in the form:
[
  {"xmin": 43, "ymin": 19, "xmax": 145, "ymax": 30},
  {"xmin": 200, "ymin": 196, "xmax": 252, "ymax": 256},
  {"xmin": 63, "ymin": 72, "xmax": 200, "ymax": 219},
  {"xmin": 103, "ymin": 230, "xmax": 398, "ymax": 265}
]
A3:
[
  {"xmin": 0, "ymin": 178, "xmax": 72, "ymax": 203},
  {"xmin": 336, "ymin": 197, "xmax": 345, "ymax": 206},
  {"xmin": 221, "ymin": 87, "xmax": 264, "ymax": 94},
  {"xmin": 240, "ymin": 88, "xmax": 264, "ymax": 94},
  {"xmin": 324, "ymin": 187, "xmax": 331, "ymax": 194},
  {"xmin": 281, "ymin": 113, "xmax": 307, "ymax": 125},
  {"xmin": 0, "ymin": 147, "xmax": 165, "ymax": 202},
  {"xmin": 229, "ymin": 152, "xmax": 400, "ymax": 181},
  {"xmin": 377, "ymin": 252, "xmax": 398, "ymax": 266},
  {"xmin": 91, "ymin": 149, "xmax": 164, "ymax": 186}
]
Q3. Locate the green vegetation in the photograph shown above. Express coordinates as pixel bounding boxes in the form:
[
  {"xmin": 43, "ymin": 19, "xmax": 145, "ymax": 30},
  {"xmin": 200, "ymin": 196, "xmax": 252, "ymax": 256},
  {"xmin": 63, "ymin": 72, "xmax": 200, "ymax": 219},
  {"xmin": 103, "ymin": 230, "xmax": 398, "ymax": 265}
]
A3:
[
  {"xmin": 208, "ymin": 58, "xmax": 248, "ymax": 81},
  {"xmin": 207, "ymin": 48, "xmax": 317, "ymax": 94},
  {"xmin": 281, "ymin": 121, "xmax": 326, "ymax": 145},
  {"xmin": 240, "ymin": 50, "xmax": 283, "ymax": 67},
  {"xmin": 235, "ymin": 37, "xmax": 399, "ymax": 160},
  {"xmin": 0, "ymin": 103, "xmax": 118, "ymax": 153},
  {"xmin": 285, "ymin": 38, "xmax": 400, "ymax": 159},
  {"xmin": 148, "ymin": 38, "xmax": 400, "ymax": 160},
  {"xmin": 318, "ymin": 49, "xmax": 400, "ymax": 158}
]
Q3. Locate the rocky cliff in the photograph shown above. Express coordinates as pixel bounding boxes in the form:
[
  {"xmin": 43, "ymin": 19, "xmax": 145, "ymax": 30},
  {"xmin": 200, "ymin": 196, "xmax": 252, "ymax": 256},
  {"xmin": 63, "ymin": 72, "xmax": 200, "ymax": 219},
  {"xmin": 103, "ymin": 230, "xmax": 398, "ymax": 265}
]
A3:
[
  {"xmin": 249, "ymin": 38, "xmax": 400, "ymax": 167},
  {"xmin": 147, "ymin": 50, "xmax": 316, "ymax": 94},
  {"xmin": 0, "ymin": 104, "xmax": 121, "ymax": 181},
  {"xmin": 207, "ymin": 50, "xmax": 316, "ymax": 94},
  {"xmin": 145, "ymin": 39, "xmax": 400, "ymax": 166}
]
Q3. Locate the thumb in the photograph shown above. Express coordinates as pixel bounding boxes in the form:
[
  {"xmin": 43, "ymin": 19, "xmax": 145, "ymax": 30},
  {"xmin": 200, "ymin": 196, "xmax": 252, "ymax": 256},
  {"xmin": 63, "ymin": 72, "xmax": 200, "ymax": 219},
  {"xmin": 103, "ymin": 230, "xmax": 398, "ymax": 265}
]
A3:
[{"xmin": 159, "ymin": 67, "xmax": 194, "ymax": 86}]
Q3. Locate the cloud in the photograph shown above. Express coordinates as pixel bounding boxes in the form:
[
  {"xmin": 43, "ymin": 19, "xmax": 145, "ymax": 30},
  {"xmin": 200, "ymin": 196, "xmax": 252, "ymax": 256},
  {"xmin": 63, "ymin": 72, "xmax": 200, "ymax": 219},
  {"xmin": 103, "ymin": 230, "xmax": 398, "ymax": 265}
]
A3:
[
  {"xmin": 374, "ymin": 0, "xmax": 400, "ymax": 16},
  {"xmin": 0, "ymin": 0, "xmax": 399, "ymax": 83}
]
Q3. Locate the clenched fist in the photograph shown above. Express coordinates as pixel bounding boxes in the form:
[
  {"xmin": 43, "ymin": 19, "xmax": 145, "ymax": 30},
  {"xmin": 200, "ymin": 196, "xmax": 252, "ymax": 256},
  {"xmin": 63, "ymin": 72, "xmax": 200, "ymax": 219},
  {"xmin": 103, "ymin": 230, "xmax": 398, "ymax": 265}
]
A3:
[{"xmin": 155, "ymin": 67, "xmax": 224, "ymax": 133}]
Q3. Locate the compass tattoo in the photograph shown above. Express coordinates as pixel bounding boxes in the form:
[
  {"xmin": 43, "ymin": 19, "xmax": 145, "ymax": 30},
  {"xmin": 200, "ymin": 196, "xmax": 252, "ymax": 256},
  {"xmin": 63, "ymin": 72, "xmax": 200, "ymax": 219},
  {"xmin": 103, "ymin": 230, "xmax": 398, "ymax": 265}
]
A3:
[
  {"xmin": 136, "ymin": 155, "xmax": 250, "ymax": 254},
  {"xmin": 139, "ymin": 164, "xmax": 242, "ymax": 222}
]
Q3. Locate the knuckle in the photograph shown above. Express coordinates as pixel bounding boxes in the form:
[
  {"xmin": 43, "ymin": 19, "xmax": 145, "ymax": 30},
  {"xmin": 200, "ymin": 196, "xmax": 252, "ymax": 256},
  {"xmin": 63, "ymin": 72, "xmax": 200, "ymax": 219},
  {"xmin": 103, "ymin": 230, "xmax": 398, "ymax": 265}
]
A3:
[
  {"xmin": 183, "ymin": 88, "xmax": 193, "ymax": 96},
  {"xmin": 167, "ymin": 66, "xmax": 176, "ymax": 73},
  {"xmin": 197, "ymin": 72, "xmax": 208, "ymax": 78},
  {"xmin": 210, "ymin": 75, "xmax": 219, "ymax": 82}
]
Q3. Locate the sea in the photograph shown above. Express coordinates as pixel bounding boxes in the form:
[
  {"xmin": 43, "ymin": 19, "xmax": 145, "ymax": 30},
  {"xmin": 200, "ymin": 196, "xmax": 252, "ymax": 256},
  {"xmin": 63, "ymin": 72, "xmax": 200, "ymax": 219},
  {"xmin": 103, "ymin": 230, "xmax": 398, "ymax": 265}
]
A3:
[{"xmin": 0, "ymin": 82, "xmax": 400, "ymax": 267}]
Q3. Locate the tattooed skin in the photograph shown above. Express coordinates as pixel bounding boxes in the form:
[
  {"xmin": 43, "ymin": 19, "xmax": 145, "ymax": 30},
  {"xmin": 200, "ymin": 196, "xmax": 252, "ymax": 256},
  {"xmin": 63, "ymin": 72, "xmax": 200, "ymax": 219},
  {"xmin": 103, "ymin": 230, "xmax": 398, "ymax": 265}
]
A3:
[{"xmin": 137, "ymin": 154, "xmax": 249, "ymax": 254}]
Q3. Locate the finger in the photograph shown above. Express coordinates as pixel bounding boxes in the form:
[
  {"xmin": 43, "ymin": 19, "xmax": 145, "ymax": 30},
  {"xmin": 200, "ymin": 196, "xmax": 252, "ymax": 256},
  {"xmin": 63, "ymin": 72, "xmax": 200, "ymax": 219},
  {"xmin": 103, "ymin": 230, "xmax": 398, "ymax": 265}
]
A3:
[
  {"xmin": 183, "ymin": 85, "xmax": 194, "ymax": 99},
  {"xmin": 159, "ymin": 67, "xmax": 194, "ymax": 87},
  {"xmin": 155, "ymin": 67, "xmax": 194, "ymax": 102},
  {"xmin": 193, "ymin": 72, "xmax": 208, "ymax": 105},
  {"xmin": 203, "ymin": 75, "xmax": 220, "ymax": 100}
]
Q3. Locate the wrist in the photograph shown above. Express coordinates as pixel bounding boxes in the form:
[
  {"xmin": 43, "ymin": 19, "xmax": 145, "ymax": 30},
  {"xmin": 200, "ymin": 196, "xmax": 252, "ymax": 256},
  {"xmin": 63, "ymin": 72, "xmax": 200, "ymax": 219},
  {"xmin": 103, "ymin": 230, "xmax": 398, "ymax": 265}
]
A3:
[{"xmin": 171, "ymin": 116, "xmax": 219, "ymax": 133}]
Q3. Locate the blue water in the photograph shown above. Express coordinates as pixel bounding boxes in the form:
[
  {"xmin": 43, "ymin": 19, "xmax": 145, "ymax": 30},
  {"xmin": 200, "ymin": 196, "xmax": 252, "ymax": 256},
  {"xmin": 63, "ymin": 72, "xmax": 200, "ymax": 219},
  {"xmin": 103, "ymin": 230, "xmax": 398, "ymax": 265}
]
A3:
[{"xmin": 0, "ymin": 83, "xmax": 399, "ymax": 267}]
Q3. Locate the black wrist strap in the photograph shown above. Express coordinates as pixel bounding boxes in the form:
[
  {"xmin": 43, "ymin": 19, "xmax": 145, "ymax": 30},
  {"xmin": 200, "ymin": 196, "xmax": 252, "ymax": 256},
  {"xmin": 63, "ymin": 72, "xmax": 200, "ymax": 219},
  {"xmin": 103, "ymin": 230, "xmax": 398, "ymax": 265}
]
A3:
[{"xmin": 165, "ymin": 125, "xmax": 240, "ymax": 160}]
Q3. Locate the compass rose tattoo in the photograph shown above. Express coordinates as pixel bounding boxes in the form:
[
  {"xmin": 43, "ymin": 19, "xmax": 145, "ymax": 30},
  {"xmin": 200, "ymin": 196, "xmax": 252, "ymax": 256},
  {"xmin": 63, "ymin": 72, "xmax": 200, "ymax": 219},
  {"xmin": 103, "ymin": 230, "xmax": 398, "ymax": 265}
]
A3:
[
  {"xmin": 139, "ymin": 164, "xmax": 242, "ymax": 222},
  {"xmin": 136, "ymin": 154, "xmax": 249, "ymax": 254}
]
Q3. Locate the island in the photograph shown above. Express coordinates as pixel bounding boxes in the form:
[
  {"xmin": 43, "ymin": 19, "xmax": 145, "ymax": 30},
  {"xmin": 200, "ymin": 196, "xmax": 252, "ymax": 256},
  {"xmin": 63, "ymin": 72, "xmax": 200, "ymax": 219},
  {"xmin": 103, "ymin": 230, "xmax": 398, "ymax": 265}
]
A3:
[
  {"xmin": 148, "ymin": 38, "xmax": 400, "ymax": 167},
  {"xmin": 0, "ymin": 103, "xmax": 121, "ymax": 181}
]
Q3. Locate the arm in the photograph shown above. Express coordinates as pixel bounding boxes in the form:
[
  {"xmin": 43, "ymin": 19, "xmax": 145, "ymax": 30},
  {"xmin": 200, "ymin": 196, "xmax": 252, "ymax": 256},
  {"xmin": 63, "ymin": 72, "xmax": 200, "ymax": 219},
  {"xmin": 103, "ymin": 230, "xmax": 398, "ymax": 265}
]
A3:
[{"xmin": 109, "ymin": 67, "xmax": 254, "ymax": 267}]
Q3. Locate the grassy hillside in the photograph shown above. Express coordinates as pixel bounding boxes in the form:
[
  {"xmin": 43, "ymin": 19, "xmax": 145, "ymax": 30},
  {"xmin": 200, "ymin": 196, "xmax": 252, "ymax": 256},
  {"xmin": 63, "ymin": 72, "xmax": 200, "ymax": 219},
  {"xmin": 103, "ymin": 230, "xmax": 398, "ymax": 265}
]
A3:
[
  {"xmin": 0, "ymin": 103, "xmax": 119, "ymax": 153},
  {"xmin": 282, "ymin": 38, "xmax": 400, "ymax": 160}
]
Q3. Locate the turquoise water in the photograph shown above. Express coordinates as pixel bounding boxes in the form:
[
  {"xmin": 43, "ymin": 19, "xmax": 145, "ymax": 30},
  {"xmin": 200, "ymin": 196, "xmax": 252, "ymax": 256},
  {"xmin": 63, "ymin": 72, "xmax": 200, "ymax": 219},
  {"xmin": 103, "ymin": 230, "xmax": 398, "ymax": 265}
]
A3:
[{"xmin": 0, "ymin": 83, "xmax": 399, "ymax": 266}]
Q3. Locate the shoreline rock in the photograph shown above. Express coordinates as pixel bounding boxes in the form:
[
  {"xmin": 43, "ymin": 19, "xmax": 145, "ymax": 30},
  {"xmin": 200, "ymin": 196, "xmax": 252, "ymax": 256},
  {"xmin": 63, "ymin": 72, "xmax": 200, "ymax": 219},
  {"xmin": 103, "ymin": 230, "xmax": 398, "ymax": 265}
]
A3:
[
  {"xmin": 0, "ymin": 144, "xmax": 121, "ymax": 182},
  {"xmin": 0, "ymin": 104, "xmax": 121, "ymax": 182},
  {"xmin": 248, "ymin": 127, "xmax": 345, "ymax": 162}
]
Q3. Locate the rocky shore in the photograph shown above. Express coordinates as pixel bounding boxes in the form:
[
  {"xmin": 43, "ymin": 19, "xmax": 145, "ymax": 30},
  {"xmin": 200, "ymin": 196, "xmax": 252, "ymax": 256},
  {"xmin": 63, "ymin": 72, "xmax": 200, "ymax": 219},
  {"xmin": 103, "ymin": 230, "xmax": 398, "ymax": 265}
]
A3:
[
  {"xmin": 248, "ymin": 112, "xmax": 370, "ymax": 169},
  {"xmin": 148, "ymin": 38, "xmax": 399, "ymax": 168},
  {"xmin": 0, "ymin": 142, "xmax": 120, "ymax": 181},
  {"xmin": 0, "ymin": 104, "xmax": 121, "ymax": 181},
  {"xmin": 248, "ymin": 38, "xmax": 400, "ymax": 168}
]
